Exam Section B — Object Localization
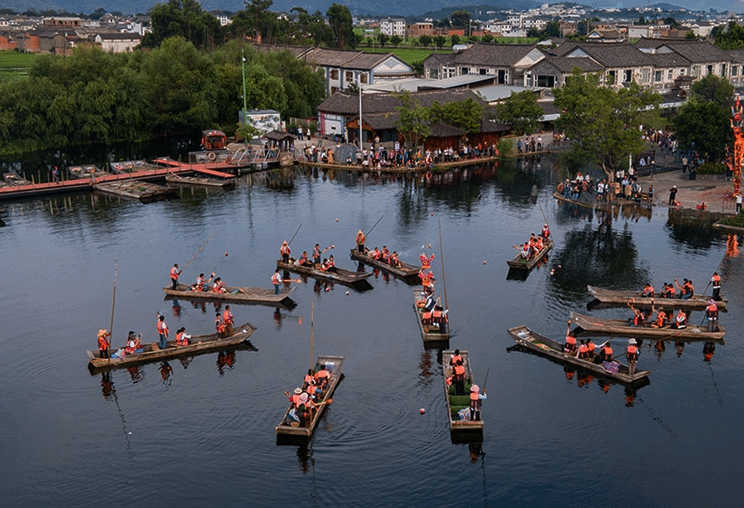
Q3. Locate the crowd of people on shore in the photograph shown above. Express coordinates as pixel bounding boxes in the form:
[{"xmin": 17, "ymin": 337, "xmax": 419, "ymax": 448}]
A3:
[{"xmin": 558, "ymin": 168, "xmax": 653, "ymax": 205}]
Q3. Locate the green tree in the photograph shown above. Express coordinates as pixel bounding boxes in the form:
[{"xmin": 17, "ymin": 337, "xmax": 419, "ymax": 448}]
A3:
[
  {"xmin": 554, "ymin": 69, "xmax": 661, "ymax": 181},
  {"xmin": 430, "ymin": 98, "xmax": 483, "ymax": 133},
  {"xmin": 433, "ymin": 35, "xmax": 446, "ymax": 48},
  {"xmin": 394, "ymin": 90, "xmax": 431, "ymax": 149},
  {"xmin": 664, "ymin": 17, "xmax": 681, "ymax": 29},
  {"xmin": 378, "ymin": 32, "xmax": 389, "ymax": 47},
  {"xmin": 481, "ymin": 33, "xmax": 493, "ymax": 43},
  {"xmin": 672, "ymin": 74, "xmax": 734, "ymax": 162},
  {"xmin": 543, "ymin": 20, "xmax": 561, "ymax": 38},
  {"xmin": 713, "ymin": 21, "xmax": 744, "ymax": 49},
  {"xmin": 495, "ymin": 90, "xmax": 543, "ymax": 136},
  {"xmin": 685, "ymin": 31, "xmax": 697, "ymax": 40},
  {"xmin": 390, "ymin": 35, "xmax": 402, "ymax": 47},
  {"xmin": 436, "ymin": 17, "xmax": 450, "ymax": 28},
  {"xmin": 142, "ymin": 0, "xmax": 222, "ymax": 50},
  {"xmin": 327, "ymin": 3, "xmax": 355, "ymax": 49},
  {"xmin": 450, "ymin": 34, "xmax": 460, "ymax": 45},
  {"xmin": 419, "ymin": 34, "xmax": 433, "ymax": 47},
  {"xmin": 450, "ymin": 10, "xmax": 470, "ymax": 28}
]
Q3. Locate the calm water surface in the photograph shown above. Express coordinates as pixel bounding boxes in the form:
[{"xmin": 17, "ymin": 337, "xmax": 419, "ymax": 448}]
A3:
[{"xmin": 1, "ymin": 157, "xmax": 741, "ymax": 507}]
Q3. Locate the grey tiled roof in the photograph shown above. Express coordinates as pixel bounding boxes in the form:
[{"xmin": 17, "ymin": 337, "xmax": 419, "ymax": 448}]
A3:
[
  {"xmin": 541, "ymin": 56, "xmax": 604, "ymax": 73},
  {"xmin": 318, "ymin": 89, "xmax": 486, "ymax": 115},
  {"xmin": 452, "ymin": 43, "xmax": 540, "ymax": 66}
]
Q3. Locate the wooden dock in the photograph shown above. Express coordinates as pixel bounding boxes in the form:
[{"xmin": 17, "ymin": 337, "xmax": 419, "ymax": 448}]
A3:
[{"xmin": 94, "ymin": 180, "xmax": 178, "ymax": 202}]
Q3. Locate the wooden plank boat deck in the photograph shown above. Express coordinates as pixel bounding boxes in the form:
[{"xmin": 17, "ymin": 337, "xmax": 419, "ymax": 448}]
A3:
[
  {"xmin": 165, "ymin": 174, "xmax": 236, "ymax": 189},
  {"xmin": 153, "ymin": 158, "xmax": 254, "ymax": 177},
  {"xmin": 68, "ymin": 164, "xmax": 109, "ymax": 179},
  {"xmin": 275, "ymin": 355, "xmax": 344, "ymax": 438},
  {"xmin": 87, "ymin": 322, "xmax": 256, "ymax": 370},
  {"xmin": 163, "ymin": 283, "xmax": 295, "ymax": 307},
  {"xmin": 570, "ymin": 311, "xmax": 725, "ymax": 342},
  {"xmin": 413, "ymin": 289, "xmax": 450, "ymax": 342},
  {"xmin": 277, "ymin": 259, "xmax": 373, "ymax": 289},
  {"xmin": 94, "ymin": 180, "xmax": 178, "ymax": 202},
  {"xmin": 508, "ymin": 325, "xmax": 651, "ymax": 385},
  {"xmin": 587, "ymin": 285, "xmax": 727, "ymax": 311},
  {"xmin": 506, "ymin": 239, "xmax": 553, "ymax": 270},
  {"xmin": 442, "ymin": 350, "xmax": 484, "ymax": 432},
  {"xmin": 349, "ymin": 248, "xmax": 420, "ymax": 282}
]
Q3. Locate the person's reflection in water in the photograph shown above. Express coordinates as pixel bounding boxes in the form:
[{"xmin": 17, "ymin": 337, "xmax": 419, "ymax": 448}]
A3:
[
  {"xmin": 675, "ymin": 341, "xmax": 685, "ymax": 357},
  {"xmin": 100, "ymin": 372, "xmax": 113, "ymax": 399},
  {"xmin": 274, "ymin": 308, "xmax": 283, "ymax": 331},
  {"xmin": 469, "ymin": 442, "xmax": 484, "ymax": 465},
  {"xmin": 624, "ymin": 386, "xmax": 636, "ymax": 408},
  {"xmin": 217, "ymin": 351, "xmax": 236, "ymax": 376},
  {"xmin": 564, "ymin": 366, "xmax": 575, "ymax": 382},
  {"xmin": 653, "ymin": 340, "xmax": 665, "ymax": 361},
  {"xmin": 127, "ymin": 365, "xmax": 143, "ymax": 383},
  {"xmin": 576, "ymin": 371, "xmax": 594, "ymax": 388},
  {"xmin": 179, "ymin": 357, "xmax": 193, "ymax": 370},
  {"xmin": 598, "ymin": 379, "xmax": 611, "ymax": 394},
  {"xmin": 703, "ymin": 342, "xmax": 715, "ymax": 363},
  {"xmin": 172, "ymin": 299, "xmax": 182, "ymax": 317},
  {"xmin": 159, "ymin": 361, "xmax": 173, "ymax": 383},
  {"xmin": 296, "ymin": 443, "xmax": 313, "ymax": 474}
]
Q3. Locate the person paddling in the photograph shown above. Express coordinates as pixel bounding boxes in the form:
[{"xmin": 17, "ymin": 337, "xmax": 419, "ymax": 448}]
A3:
[
  {"xmin": 97, "ymin": 329, "xmax": 111, "ymax": 359},
  {"xmin": 469, "ymin": 385, "xmax": 487, "ymax": 422},
  {"xmin": 169, "ymin": 263, "xmax": 182, "ymax": 290}
]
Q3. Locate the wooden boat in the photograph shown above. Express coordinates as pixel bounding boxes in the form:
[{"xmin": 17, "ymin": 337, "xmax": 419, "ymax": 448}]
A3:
[
  {"xmin": 349, "ymin": 248, "xmax": 420, "ymax": 281},
  {"xmin": 442, "ymin": 350, "xmax": 484, "ymax": 432},
  {"xmin": 110, "ymin": 160, "xmax": 158, "ymax": 174},
  {"xmin": 94, "ymin": 180, "xmax": 177, "ymax": 202},
  {"xmin": 67, "ymin": 165, "xmax": 109, "ymax": 179},
  {"xmin": 87, "ymin": 322, "xmax": 256, "ymax": 370},
  {"xmin": 508, "ymin": 325, "xmax": 651, "ymax": 384},
  {"xmin": 163, "ymin": 283, "xmax": 295, "ymax": 307},
  {"xmin": 165, "ymin": 174, "xmax": 236, "ymax": 189},
  {"xmin": 570, "ymin": 311, "xmax": 725, "ymax": 342},
  {"xmin": 506, "ymin": 239, "xmax": 553, "ymax": 270},
  {"xmin": 275, "ymin": 355, "xmax": 344, "ymax": 438},
  {"xmin": 277, "ymin": 259, "xmax": 373, "ymax": 288},
  {"xmin": 413, "ymin": 289, "xmax": 450, "ymax": 342},
  {"xmin": 587, "ymin": 285, "xmax": 727, "ymax": 311}
]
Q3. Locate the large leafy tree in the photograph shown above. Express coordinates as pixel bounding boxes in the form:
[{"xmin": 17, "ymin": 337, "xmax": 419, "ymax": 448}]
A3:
[
  {"xmin": 554, "ymin": 69, "xmax": 661, "ymax": 181},
  {"xmin": 495, "ymin": 90, "xmax": 543, "ymax": 135},
  {"xmin": 142, "ymin": 0, "xmax": 222, "ymax": 50},
  {"xmin": 672, "ymin": 74, "xmax": 733, "ymax": 161},
  {"xmin": 326, "ymin": 3, "xmax": 355, "ymax": 49},
  {"xmin": 430, "ymin": 98, "xmax": 483, "ymax": 133},
  {"xmin": 713, "ymin": 21, "xmax": 744, "ymax": 50},
  {"xmin": 394, "ymin": 91, "xmax": 431, "ymax": 149},
  {"xmin": 450, "ymin": 10, "xmax": 470, "ymax": 28}
]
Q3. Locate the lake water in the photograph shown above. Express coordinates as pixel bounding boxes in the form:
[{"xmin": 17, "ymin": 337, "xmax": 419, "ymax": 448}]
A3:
[{"xmin": 1, "ymin": 156, "xmax": 741, "ymax": 507}]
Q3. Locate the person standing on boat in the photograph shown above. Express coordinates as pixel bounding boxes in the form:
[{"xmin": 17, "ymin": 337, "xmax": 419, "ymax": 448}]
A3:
[
  {"xmin": 356, "ymin": 230, "xmax": 366, "ymax": 254},
  {"xmin": 469, "ymin": 385, "xmax": 487, "ymax": 421},
  {"xmin": 711, "ymin": 272, "xmax": 722, "ymax": 301},
  {"xmin": 215, "ymin": 312, "xmax": 225, "ymax": 338},
  {"xmin": 450, "ymin": 349, "xmax": 462, "ymax": 367},
  {"xmin": 453, "ymin": 360, "xmax": 466, "ymax": 395},
  {"xmin": 272, "ymin": 268, "xmax": 283, "ymax": 294},
  {"xmin": 222, "ymin": 305, "xmax": 234, "ymax": 336},
  {"xmin": 280, "ymin": 241, "xmax": 291, "ymax": 263},
  {"xmin": 704, "ymin": 300, "xmax": 718, "ymax": 328},
  {"xmin": 97, "ymin": 329, "xmax": 111, "ymax": 359},
  {"xmin": 625, "ymin": 339, "xmax": 639, "ymax": 376},
  {"xmin": 541, "ymin": 224, "xmax": 550, "ymax": 240},
  {"xmin": 157, "ymin": 315, "xmax": 169, "ymax": 349},
  {"xmin": 170, "ymin": 263, "xmax": 182, "ymax": 290}
]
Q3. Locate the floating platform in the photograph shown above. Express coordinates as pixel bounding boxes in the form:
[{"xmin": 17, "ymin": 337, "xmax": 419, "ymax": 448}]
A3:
[
  {"xmin": 94, "ymin": 180, "xmax": 178, "ymax": 202},
  {"xmin": 165, "ymin": 174, "xmax": 235, "ymax": 189}
]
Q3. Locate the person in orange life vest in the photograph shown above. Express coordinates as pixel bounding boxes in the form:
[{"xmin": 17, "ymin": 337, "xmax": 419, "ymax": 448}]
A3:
[
  {"xmin": 356, "ymin": 229, "xmax": 366, "ymax": 253},
  {"xmin": 303, "ymin": 369, "xmax": 319, "ymax": 399},
  {"xmin": 586, "ymin": 338, "xmax": 596, "ymax": 359},
  {"xmin": 625, "ymin": 338, "xmax": 639, "ymax": 376},
  {"xmin": 296, "ymin": 251, "xmax": 312, "ymax": 267},
  {"xmin": 295, "ymin": 392, "xmax": 315, "ymax": 427},
  {"xmin": 156, "ymin": 315, "xmax": 169, "ymax": 349},
  {"xmin": 671, "ymin": 309, "xmax": 687, "ymax": 329},
  {"xmin": 125, "ymin": 331, "xmax": 141, "ymax": 354},
  {"xmin": 598, "ymin": 342, "xmax": 613, "ymax": 363},
  {"xmin": 705, "ymin": 300, "xmax": 718, "ymax": 329},
  {"xmin": 641, "ymin": 282, "xmax": 654, "ymax": 297},
  {"xmin": 577, "ymin": 340, "xmax": 589, "ymax": 359},
  {"xmin": 534, "ymin": 236, "xmax": 544, "ymax": 252},
  {"xmin": 313, "ymin": 244, "xmax": 322, "ymax": 266},
  {"xmin": 170, "ymin": 263, "xmax": 181, "ymax": 290},
  {"xmin": 222, "ymin": 305, "xmax": 234, "ymax": 336},
  {"xmin": 674, "ymin": 278, "xmax": 693, "ymax": 299},
  {"xmin": 97, "ymin": 329, "xmax": 111, "ymax": 359},
  {"xmin": 541, "ymin": 223, "xmax": 550, "ymax": 239},
  {"xmin": 192, "ymin": 272, "xmax": 214, "ymax": 292},
  {"xmin": 314, "ymin": 365, "xmax": 331, "ymax": 391},
  {"xmin": 433, "ymin": 301, "xmax": 448, "ymax": 331},
  {"xmin": 469, "ymin": 384, "xmax": 487, "ymax": 421},
  {"xmin": 660, "ymin": 282, "xmax": 675, "ymax": 298},
  {"xmin": 627, "ymin": 300, "xmax": 645, "ymax": 327},
  {"xmin": 564, "ymin": 319, "xmax": 577, "ymax": 353},
  {"xmin": 650, "ymin": 302, "xmax": 667, "ymax": 328},
  {"xmin": 453, "ymin": 360, "xmax": 466, "ymax": 395},
  {"xmin": 381, "ymin": 246, "xmax": 390, "ymax": 263},
  {"xmin": 284, "ymin": 387, "xmax": 303, "ymax": 407},
  {"xmin": 215, "ymin": 312, "xmax": 226, "ymax": 338},
  {"xmin": 175, "ymin": 327, "xmax": 191, "ymax": 346},
  {"xmin": 211, "ymin": 277, "xmax": 227, "ymax": 293},
  {"xmin": 389, "ymin": 251, "xmax": 401, "ymax": 268},
  {"xmin": 517, "ymin": 243, "xmax": 530, "ymax": 260},
  {"xmin": 450, "ymin": 349, "xmax": 463, "ymax": 367},
  {"xmin": 327, "ymin": 254, "xmax": 336, "ymax": 270},
  {"xmin": 711, "ymin": 272, "xmax": 722, "ymax": 301},
  {"xmin": 280, "ymin": 240, "xmax": 291, "ymax": 263},
  {"xmin": 371, "ymin": 247, "xmax": 382, "ymax": 260},
  {"xmin": 271, "ymin": 268, "xmax": 283, "ymax": 294}
]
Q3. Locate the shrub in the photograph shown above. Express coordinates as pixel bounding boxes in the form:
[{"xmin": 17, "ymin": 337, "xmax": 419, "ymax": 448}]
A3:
[{"xmin": 695, "ymin": 162, "xmax": 725, "ymax": 174}]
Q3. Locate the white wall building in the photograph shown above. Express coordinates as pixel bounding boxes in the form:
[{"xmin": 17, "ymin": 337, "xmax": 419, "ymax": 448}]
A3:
[{"xmin": 380, "ymin": 18, "xmax": 406, "ymax": 37}]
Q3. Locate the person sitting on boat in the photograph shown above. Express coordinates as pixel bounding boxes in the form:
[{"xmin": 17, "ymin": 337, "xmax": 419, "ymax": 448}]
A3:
[
  {"xmin": 170, "ymin": 263, "xmax": 182, "ymax": 290},
  {"xmin": 303, "ymin": 369, "xmax": 319, "ymax": 400},
  {"xmin": 280, "ymin": 241, "xmax": 291, "ymax": 264},
  {"xmin": 516, "ymin": 243, "xmax": 530, "ymax": 260},
  {"xmin": 674, "ymin": 278, "xmax": 693, "ymax": 300},
  {"xmin": 650, "ymin": 303, "xmax": 668, "ymax": 328},
  {"xmin": 283, "ymin": 387, "xmax": 303, "ymax": 425},
  {"xmin": 671, "ymin": 309, "xmax": 687, "ymax": 329},
  {"xmin": 380, "ymin": 246, "xmax": 391, "ymax": 263},
  {"xmin": 296, "ymin": 251, "xmax": 313, "ymax": 267},
  {"xmin": 626, "ymin": 339, "xmax": 639, "ymax": 376},
  {"xmin": 389, "ymin": 251, "xmax": 401, "ymax": 268},
  {"xmin": 661, "ymin": 282, "xmax": 675, "ymax": 298},
  {"xmin": 191, "ymin": 272, "xmax": 214, "ymax": 292},
  {"xmin": 453, "ymin": 360, "xmax": 466, "ymax": 395},
  {"xmin": 211, "ymin": 277, "xmax": 227, "ymax": 293},
  {"xmin": 284, "ymin": 387, "xmax": 303, "ymax": 407},
  {"xmin": 577, "ymin": 340, "xmax": 589, "ymax": 359},
  {"xmin": 598, "ymin": 342, "xmax": 613, "ymax": 363},
  {"xmin": 371, "ymin": 247, "xmax": 382, "ymax": 260},
  {"xmin": 541, "ymin": 223, "xmax": 550, "ymax": 240},
  {"xmin": 628, "ymin": 300, "xmax": 646, "ymax": 327},
  {"xmin": 433, "ymin": 304, "xmax": 448, "ymax": 332},
  {"xmin": 469, "ymin": 385, "xmax": 487, "ymax": 422},
  {"xmin": 314, "ymin": 365, "xmax": 331, "ymax": 392},
  {"xmin": 222, "ymin": 305, "xmax": 234, "ymax": 336},
  {"xmin": 215, "ymin": 313, "xmax": 225, "ymax": 338},
  {"xmin": 125, "ymin": 331, "xmax": 142, "ymax": 354},
  {"xmin": 356, "ymin": 229, "xmax": 366, "ymax": 254},
  {"xmin": 175, "ymin": 327, "xmax": 191, "ymax": 346},
  {"xmin": 97, "ymin": 329, "xmax": 111, "ymax": 359},
  {"xmin": 528, "ymin": 234, "xmax": 539, "ymax": 257},
  {"xmin": 586, "ymin": 339, "xmax": 596, "ymax": 360},
  {"xmin": 296, "ymin": 393, "xmax": 315, "ymax": 427},
  {"xmin": 711, "ymin": 272, "xmax": 722, "ymax": 301},
  {"xmin": 564, "ymin": 329, "xmax": 577, "ymax": 354},
  {"xmin": 450, "ymin": 349, "xmax": 463, "ymax": 367},
  {"xmin": 705, "ymin": 300, "xmax": 718, "ymax": 325},
  {"xmin": 641, "ymin": 282, "xmax": 654, "ymax": 298},
  {"xmin": 424, "ymin": 294, "xmax": 436, "ymax": 313}
]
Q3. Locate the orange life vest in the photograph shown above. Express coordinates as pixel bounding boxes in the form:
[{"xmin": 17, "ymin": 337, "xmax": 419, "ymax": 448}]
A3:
[
  {"xmin": 643, "ymin": 285, "xmax": 654, "ymax": 297},
  {"xmin": 176, "ymin": 332, "xmax": 188, "ymax": 346},
  {"xmin": 280, "ymin": 245, "xmax": 291, "ymax": 256},
  {"xmin": 470, "ymin": 391, "xmax": 480, "ymax": 402},
  {"xmin": 601, "ymin": 346, "xmax": 613, "ymax": 360},
  {"xmin": 223, "ymin": 309, "xmax": 234, "ymax": 324},
  {"xmin": 170, "ymin": 267, "xmax": 178, "ymax": 281},
  {"xmin": 676, "ymin": 311, "xmax": 686, "ymax": 326},
  {"xmin": 578, "ymin": 344, "xmax": 588, "ymax": 358},
  {"xmin": 450, "ymin": 355, "xmax": 462, "ymax": 366},
  {"xmin": 454, "ymin": 364, "xmax": 465, "ymax": 379},
  {"xmin": 656, "ymin": 311, "xmax": 666, "ymax": 327},
  {"xmin": 587, "ymin": 342, "xmax": 595, "ymax": 354},
  {"xmin": 706, "ymin": 302, "xmax": 718, "ymax": 317},
  {"xmin": 157, "ymin": 320, "xmax": 168, "ymax": 335},
  {"xmin": 98, "ymin": 336, "xmax": 109, "ymax": 351},
  {"xmin": 633, "ymin": 313, "xmax": 644, "ymax": 326},
  {"xmin": 626, "ymin": 345, "xmax": 638, "ymax": 361},
  {"xmin": 712, "ymin": 274, "xmax": 721, "ymax": 288},
  {"xmin": 215, "ymin": 318, "xmax": 225, "ymax": 333}
]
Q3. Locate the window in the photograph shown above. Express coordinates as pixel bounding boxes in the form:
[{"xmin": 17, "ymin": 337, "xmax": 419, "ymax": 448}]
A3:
[
  {"xmin": 429, "ymin": 68, "xmax": 438, "ymax": 79},
  {"xmin": 330, "ymin": 69, "xmax": 339, "ymax": 80},
  {"xmin": 461, "ymin": 67, "xmax": 469, "ymax": 75},
  {"xmin": 692, "ymin": 66, "xmax": 699, "ymax": 77},
  {"xmin": 624, "ymin": 70, "xmax": 633, "ymax": 83},
  {"xmin": 733, "ymin": 66, "xmax": 739, "ymax": 77},
  {"xmin": 655, "ymin": 70, "xmax": 663, "ymax": 82},
  {"xmin": 360, "ymin": 73, "xmax": 368, "ymax": 84},
  {"xmin": 607, "ymin": 70, "xmax": 616, "ymax": 85},
  {"xmin": 707, "ymin": 65, "xmax": 713, "ymax": 75},
  {"xmin": 721, "ymin": 64, "xmax": 727, "ymax": 77},
  {"xmin": 668, "ymin": 69, "xmax": 673, "ymax": 80},
  {"xmin": 536, "ymin": 75, "xmax": 555, "ymax": 87},
  {"xmin": 641, "ymin": 69, "xmax": 650, "ymax": 83},
  {"xmin": 680, "ymin": 68, "xmax": 686, "ymax": 76},
  {"xmin": 345, "ymin": 71, "xmax": 353, "ymax": 82},
  {"xmin": 479, "ymin": 68, "xmax": 486, "ymax": 75}
]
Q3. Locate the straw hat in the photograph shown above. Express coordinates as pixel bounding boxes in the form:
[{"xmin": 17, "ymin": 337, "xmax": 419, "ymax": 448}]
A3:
[
  {"xmin": 629, "ymin": 338, "xmax": 637, "ymax": 345},
  {"xmin": 470, "ymin": 385, "xmax": 480, "ymax": 393},
  {"xmin": 294, "ymin": 387, "xmax": 302, "ymax": 394},
  {"xmin": 97, "ymin": 329, "xmax": 108, "ymax": 338}
]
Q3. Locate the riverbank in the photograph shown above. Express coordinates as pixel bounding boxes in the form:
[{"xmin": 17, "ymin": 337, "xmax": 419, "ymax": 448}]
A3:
[{"xmin": 639, "ymin": 169, "xmax": 738, "ymax": 214}]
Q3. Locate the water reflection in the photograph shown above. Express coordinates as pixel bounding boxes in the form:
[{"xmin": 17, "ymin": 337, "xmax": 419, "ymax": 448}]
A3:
[
  {"xmin": 159, "ymin": 361, "xmax": 174, "ymax": 383},
  {"xmin": 665, "ymin": 208, "xmax": 721, "ymax": 249}
]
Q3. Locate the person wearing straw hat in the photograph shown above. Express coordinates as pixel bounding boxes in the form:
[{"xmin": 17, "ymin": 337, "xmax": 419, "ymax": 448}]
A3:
[
  {"xmin": 280, "ymin": 240, "xmax": 291, "ymax": 263},
  {"xmin": 469, "ymin": 385, "xmax": 487, "ymax": 421},
  {"xmin": 97, "ymin": 329, "xmax": 111, "ymax": 359},
  {"xmin": 626, "ymin": 339, "xmax": 639, "ymax": 376}
]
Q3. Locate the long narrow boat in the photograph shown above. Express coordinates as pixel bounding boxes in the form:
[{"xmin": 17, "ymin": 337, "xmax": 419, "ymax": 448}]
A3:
[
  {"xmin": 506, "ymin": 239, "xmax": 553, "ymax": 270},
  {"xmin": 587, "ymin": 285, "xmax": 727, "ymax": 311},
  {"xmin": 68, "ymin": 164, "xmax": 110, "ymax": 179},
  {"xmin": 277, "ymin": 259, "xmax": 373, "ymax": 288},
  {"xmin": 413, "ymin": 289, "xmax": 450, "ymax": 342},
  {"xmin": 165, "ymin": 174, "xmax": 236, "ymax": 189},
  {"xmin": 275, "ymin": 355, "xmax": 344, "ymax": 438},
  {"xmin": 87, "ymin": 322, "xmax": 256, "ymax": 370},
  {"xmin": 508, "ymin": 325, "xmax": 651, "ymax": 384},
  {"xmin": 570, "ymin": 311, "xmax": 725, "ymax": 342},
  {"xmin": 442, "ymin": 350, "xmax": 484, "ymax": 432},
  {"xmin": 163, "ymin": 283, "xmax": 295, "ymax": 307},
  {"xmin": 349, "ymin": 248, "xmax": 420, "ymax": 282}
]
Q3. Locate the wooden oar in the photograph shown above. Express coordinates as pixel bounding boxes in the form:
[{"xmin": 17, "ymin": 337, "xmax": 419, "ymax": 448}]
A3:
[
  {"xmin": 310, "ymin": 300, "xmax": 314, "ymax": 370},
  {"xmin": 438, "ymin": 217, "xmax": 449, "ymax": 312},
  {"xmin": 365, "ymin": 214, "xmax": 384, "ymax": 239},
  {"xmin": 481, "ymin": 368, "xmax": 490, "ymax": 394},
  {"xmin": 288, "ymin": 222, "xmax": 303, "ymax": 246},
  {"xmin": 537, "ymin": 200, "xmax": 552, "ymax": 240},
  {"xmin": 108, "ymin": 261, "xmax": 118, "ymax": 365},
  {"xmin": 181, "ymin": 232, "xmax": 217, "ymax": 274}
]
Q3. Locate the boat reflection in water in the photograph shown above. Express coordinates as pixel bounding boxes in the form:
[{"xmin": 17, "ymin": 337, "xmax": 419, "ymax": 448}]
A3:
[{"xmin": 159, "ymin": 360, "xmax": 174, "ymax": 383}]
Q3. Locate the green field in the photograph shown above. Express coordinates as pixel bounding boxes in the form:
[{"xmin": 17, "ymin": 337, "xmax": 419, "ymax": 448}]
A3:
[{"xmin": 0, "ymin": 50, "xmax": 36, "ymax": 81}]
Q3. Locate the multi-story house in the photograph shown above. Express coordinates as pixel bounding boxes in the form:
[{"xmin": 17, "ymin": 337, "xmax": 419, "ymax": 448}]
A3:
[
  {"xmin": 423, "ymin": 43, "xmax": 545, "ymax": 84},
  {"xmin": 380, "ymin": 18, "xmax": 406, "ymax": 38}
]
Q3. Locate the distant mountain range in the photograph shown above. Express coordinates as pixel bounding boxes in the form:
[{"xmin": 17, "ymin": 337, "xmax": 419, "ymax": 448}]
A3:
[{"xmin": 0, "ymin": 0, "xmax": 728, "ymax": 18}]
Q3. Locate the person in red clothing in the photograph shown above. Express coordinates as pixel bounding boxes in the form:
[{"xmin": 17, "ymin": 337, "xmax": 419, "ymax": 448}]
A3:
[
  {"xmin": 97, "ymin": 329, "xmax": 111, "ymax": 359},
  {"xmin": 222, "ymin": 305, "xmax": 234, "ymax": 337},
  {"xmin": 625, "ymin": 339, "xmax": 639, "ymax": 376},
  {"xmin": 169, "ymin": 263, "xmax": 181, "ymax": 290}
]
